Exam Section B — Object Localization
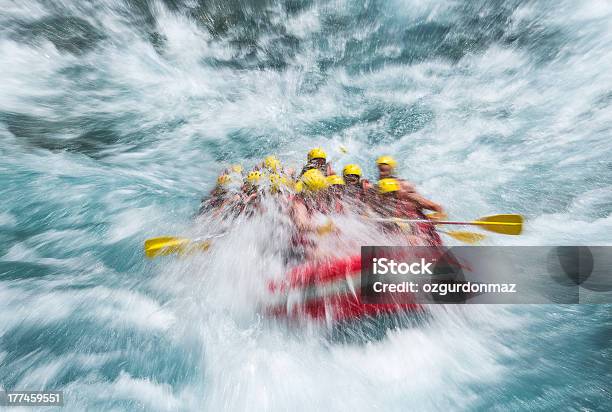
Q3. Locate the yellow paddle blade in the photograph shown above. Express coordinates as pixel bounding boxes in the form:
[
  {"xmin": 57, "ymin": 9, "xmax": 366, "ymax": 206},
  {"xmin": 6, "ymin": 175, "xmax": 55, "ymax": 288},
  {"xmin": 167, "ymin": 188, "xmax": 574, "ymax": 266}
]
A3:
[
  {"xmin": 144, "ymin": 236, "xmax": 183, "ymax": 249},
  {"xmin": 144, "ymin": 237, "xmax": 211, "ymax": 258},
  {"xmin": 474, "ymin": 214, "xmax": 523, "ymax": 235},
  {"xmin": 145, "ymin": 237, "xmax": 189, "ymax": 258},
  {"xmin": 441, "ymin": 231, "xmax": 487, "ymax": 244}
]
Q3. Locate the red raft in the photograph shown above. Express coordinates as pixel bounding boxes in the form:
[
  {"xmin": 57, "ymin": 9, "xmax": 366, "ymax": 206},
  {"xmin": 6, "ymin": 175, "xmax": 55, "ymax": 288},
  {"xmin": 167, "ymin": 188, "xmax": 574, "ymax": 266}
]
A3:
[{"xmin": 265, "ymin": 254, "xmax": 422, "ymax": 323}]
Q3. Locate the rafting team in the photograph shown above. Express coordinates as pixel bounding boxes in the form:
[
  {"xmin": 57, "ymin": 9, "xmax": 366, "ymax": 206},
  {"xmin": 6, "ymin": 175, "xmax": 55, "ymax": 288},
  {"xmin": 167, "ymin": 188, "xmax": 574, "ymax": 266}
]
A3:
[{"xmin": 199, "ymin": 148, "xmax": 446, "ymax": 259}]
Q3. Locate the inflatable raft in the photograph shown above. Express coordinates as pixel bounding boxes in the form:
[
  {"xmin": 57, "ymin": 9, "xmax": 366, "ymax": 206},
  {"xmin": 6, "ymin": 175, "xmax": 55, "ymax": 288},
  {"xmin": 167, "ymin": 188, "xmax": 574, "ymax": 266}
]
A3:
[{"xmin": 266, "ymin": 254, "xmax": 422, "ymax": 323}]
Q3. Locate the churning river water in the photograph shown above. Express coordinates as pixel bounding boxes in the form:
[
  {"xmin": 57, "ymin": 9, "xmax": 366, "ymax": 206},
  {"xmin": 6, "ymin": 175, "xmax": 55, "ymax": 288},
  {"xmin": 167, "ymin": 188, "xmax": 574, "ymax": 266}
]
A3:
[{"xmin": 0, "ymin": 0, "xmax": 610, "ymax": 410}]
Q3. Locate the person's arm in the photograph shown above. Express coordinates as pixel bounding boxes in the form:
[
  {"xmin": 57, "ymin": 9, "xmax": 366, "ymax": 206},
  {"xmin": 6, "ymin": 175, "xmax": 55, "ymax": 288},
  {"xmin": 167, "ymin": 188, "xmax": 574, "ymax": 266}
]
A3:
[
  {"xmin": 325, "ymin": 162, "xmax": 335, "ymax": 176},
  {"xmin": 405, "ymin": 192, "xmax": 444, "ymax": 215}
]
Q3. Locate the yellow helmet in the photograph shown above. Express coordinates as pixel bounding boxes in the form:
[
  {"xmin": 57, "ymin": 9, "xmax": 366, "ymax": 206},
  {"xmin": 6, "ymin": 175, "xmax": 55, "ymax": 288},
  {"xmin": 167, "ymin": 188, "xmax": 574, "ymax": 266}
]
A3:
[
  {"xmin": 307, "ymin": 147, "xmax": 327, "ymax": 161},
  {"xmin": 376, "ymin": 155, "xmax": 397, "ymax": 169},
  {"xmin": 327, "ymin": 174, "xmax": 345, "ymax": 186},
  {"xmin": 342, "ymin": 164, "xmax": 362, "ymax": 177},
  {"xmin": 264, "ymin": 155, "xmax": 280, "ymax": 172},
  {"xmin": 217, "ymin": 174, "xmax": 231, "ymax": 185},
  {"xmin": 378, "ymin": 178, "xmax": 400, "ymax": 194},
  {"xmin": 247, "ymin": 171, "xmax": 262, "ymax": 183},
  {"xmin": 300, "ymin": 169, "xmax": 328, "ymax": 191},
  {"xmin": 231, "ymin": 164, "xmax": 243, "ymax": 174}
]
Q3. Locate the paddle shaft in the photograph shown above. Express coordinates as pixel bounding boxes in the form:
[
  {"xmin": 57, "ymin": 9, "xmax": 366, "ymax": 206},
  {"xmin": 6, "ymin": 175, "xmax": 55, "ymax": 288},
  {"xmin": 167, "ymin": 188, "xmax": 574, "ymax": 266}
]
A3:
[{"xmin": 373, "ymin": 218, "xmax": 520, "ymax": 227}]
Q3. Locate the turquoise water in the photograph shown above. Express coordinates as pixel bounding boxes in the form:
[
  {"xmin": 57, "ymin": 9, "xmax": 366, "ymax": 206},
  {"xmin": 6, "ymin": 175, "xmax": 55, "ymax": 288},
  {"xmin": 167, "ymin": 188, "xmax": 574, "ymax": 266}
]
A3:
[{"xmin": 1, "ymin": 0, "xmax": 611, "ymax": 410}]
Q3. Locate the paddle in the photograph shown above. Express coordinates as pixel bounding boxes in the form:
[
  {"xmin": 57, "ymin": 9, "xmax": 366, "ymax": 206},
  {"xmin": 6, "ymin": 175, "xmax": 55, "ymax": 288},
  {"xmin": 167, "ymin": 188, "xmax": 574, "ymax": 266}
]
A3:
[
  {"xmin": 374, "ymin": 214, "xmax": 524, "ymax": 235},
  {"xmin": 377, "ymin": 214, "xmax": 487, "ymax": 243},
  {"xmin": 439, "ymin": 230, "xmax": 487, "ymax": 244},
  {"xmin": 144, "ymin": 236, "xmax": 211, "ymax": 258},
  {"xmin": 144, "ymin": 231, "xmax": 228, "ymax": 258},
  {"xmin": 145, "ymin": 219, "xmax": 339, "ymax": 259}
]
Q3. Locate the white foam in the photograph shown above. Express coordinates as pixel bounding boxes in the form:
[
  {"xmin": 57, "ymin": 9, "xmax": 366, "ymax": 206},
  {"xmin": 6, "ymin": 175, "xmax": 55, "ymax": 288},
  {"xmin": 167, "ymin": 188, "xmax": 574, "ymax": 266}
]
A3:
[
  {"xmin": 110, "ymin": 372, "xmax": 182, "ymax": 411},
  {"xmin": 0, "ymin": 211, "xmax": 16, "ymax": 226}
]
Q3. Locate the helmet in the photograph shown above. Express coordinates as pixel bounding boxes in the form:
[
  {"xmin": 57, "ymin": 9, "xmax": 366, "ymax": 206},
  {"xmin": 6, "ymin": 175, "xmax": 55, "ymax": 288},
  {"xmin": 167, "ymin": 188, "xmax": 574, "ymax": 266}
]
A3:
[
  {"xmin": 231, "ymin": 164, "xmax": 243, "ymax": 174},
  {"xmin": 300, "ymin": 169, "xmax": 328, "ymax": 191},
  {"xmin": 217, "ymin": 174, "xmax": 231, "ymax": 185},
  {"xmin": 378, "ymin": 178, "xmax": 400, "ymax": 194},
  {"xmin": 247, "ymin": 171, "xmax": 262, "ymax": 183},
  {"xmin": 307, "ymin": 148, "xmax": 327, "ymax": 161},
  {"xmin": 264, "ymin": 155, "xmax": 280, "ymax": 172},
  {"xmin": 342, "ymin": 164, "xmax": 362, "ymax": 177},
  {"xmin": 327, "ymin": 174, "xmax": 345, "ymax": 186},
  {"xmin": 376, "ymin": 155, "xmax": 397, "ymax": 169}
]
